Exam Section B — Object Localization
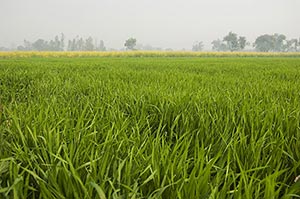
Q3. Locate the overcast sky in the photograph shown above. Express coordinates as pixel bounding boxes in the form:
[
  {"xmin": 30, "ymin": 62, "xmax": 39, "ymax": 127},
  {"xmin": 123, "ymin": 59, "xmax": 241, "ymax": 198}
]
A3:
[{"xmin": 0, "ymin": 0, "xmax": 299, "ymax": 50}]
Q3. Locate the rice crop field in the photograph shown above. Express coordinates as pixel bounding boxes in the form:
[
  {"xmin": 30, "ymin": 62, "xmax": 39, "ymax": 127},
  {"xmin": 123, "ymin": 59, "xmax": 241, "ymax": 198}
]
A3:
[{"xmin": 0, "ymin": 53, "xmax": 300, "ymax": 198}]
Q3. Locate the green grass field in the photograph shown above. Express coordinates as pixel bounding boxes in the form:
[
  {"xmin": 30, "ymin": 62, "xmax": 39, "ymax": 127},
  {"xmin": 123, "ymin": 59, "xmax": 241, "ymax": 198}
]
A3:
[{"xmin": 1, "ymin": 57, "xmax": 300, "ymax": 198}]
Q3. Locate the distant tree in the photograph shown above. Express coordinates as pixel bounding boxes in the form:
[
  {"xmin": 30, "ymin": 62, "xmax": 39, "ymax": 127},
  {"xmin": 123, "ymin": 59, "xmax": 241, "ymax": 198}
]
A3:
[
  {"xmin": 253, "ymin": 34, "xmax": 275, "ymax": 52},
  {"xmin": 98, "ymin": 40, "xmax": 106, "ymax": 51},
  {"xmin": 60, "ymin": 33, "xmax": 65, "ymax": 51},
  {"xmin": 286, "ymin": 39, "xmax": 298, "ymax": 52},
  {"xmin": 32, "ymin": 39, "xmax": 49, "ymax": 51},
  {"xmin": 211, "ymin": 39, "xmax": 228, "ymax": 51},
  {"xmin": 54, "ymin": 35, "xmax": 61, "ymax": 50},
  {"xmin": 67, "ymin": 36, "xmax": 105, "ymax": 51},
  {"xmin": 77, "ymin": 37, "xmax": 84, "ymax": 51},
  {"xmin": 85, "ymin": 36, "xmax": 94, "ymax": 51},
  {"xmin": 17, "ymin": 45, "xmax": 25, "ymax": 51},
  {"xmin": 273, "ymin": 34, "xmax": 287, "ymax": 52},
  {"xmin": 67, "ymin": 40, "xmax": 72, "ymax": 51},
  {"xmin": 192, "ymin": 41, "xmax": 204, "ymax": 51},
  {"xmin": 212, "ymin": 32, "xmax": 247, "ymax": 51},
  {"xmin": 223, "ymin": 32, "xmax": 239, "ymax": 51},
  {"xmin": 24, "ymin": 40, "xmax": 33, "ymax": 50},
  {"xmin": 253, "ymin": 33, "xmax": 288, "ymax": 52},
  {"xmin": 238, "ymin": 36, "xmax": 247, "ymax": 50},
  {"xmin": 68, "ymin": 39, "xmax": 77, "ymax": 51},
  {"xmin": 17, "ymin": 34, "xmax": 65, "ymax": 51},
  {"xmin": 49, "ymin": 39, "xmax": 55, "ymax": 51},
  {"xmin": 17, "ymin": 40, "xmax": 32, "ymax": 51},
  {"xmin": 124, "ymin": 38, "xmax": 137, "ymax": 50}
]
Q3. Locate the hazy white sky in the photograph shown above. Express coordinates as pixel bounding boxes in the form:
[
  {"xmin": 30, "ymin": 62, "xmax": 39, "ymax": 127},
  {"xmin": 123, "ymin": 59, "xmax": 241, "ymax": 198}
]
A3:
[{"xmin": 0, "ymin": 0, "xmax": 299, "ymax": 49}]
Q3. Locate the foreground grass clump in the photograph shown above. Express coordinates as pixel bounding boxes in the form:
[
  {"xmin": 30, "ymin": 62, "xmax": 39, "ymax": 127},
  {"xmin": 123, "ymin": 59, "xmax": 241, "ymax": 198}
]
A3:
[{"xmin": 0, "ymin": 57, "xmax": 300, "ymax": 198}]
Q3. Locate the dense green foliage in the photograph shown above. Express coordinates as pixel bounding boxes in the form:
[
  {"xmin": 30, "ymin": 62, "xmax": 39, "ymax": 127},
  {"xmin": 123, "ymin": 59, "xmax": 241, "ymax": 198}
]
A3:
[{"xmin": 0, "ymin": 57, "xmax": 300, "ymax": 198}]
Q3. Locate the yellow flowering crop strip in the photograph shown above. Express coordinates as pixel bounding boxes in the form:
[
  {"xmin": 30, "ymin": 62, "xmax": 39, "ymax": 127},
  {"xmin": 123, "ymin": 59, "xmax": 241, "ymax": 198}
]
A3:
[{"xmin": 1, "ymin": 51, "xmax": 300, "ymax": 58}]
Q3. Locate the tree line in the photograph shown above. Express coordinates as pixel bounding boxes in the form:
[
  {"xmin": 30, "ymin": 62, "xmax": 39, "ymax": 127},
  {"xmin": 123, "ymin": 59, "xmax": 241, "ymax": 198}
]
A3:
[
  {"xmin": 210, "ymin": 32, "xmax": 247, "ymax": 52},
  {"xmin": 124, "ymin": 33, "xmax": 300, "ymax": 52},
  {"xmin": 192, "ymin": 32, "xmax": 299, "ymax": 52},
  {"xmin": 1, "ymin": 32, "xmax": 299, "ymax": 52},
  {"xmin": 16, "ymin": 34, "xmax": 106, "ymax": 51}
]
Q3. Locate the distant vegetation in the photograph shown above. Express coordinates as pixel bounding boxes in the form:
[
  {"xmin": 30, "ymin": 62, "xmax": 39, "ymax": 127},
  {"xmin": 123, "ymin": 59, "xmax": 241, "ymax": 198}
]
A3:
[
  {"xmin": 0, "ymin": 32, "xmax": 299, "ymax": 52},
  {"xmin": 15, "ymin": 34, "xmax": 106, "ymax": 52},
  {"xmin": 192, "ymin": 41, "xmax": 204, "ymax": 51},
  {"xmin": 210, "ymin": 32, "xmax": 299, "ymax": 52},
  {"xmin": 124, "ymin": 38, "xmax": 137, "ymax": 50},
  {"xmin": 67, "ymin": 36, "xmax": 106, "ymax": 51},
  {"xmin": 211, "ymin": 32, "xmax": 248, "ymax": 52},
  {"xmin": 253, "ymin": 34, "xmax": 299, "ymax": 52}
]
